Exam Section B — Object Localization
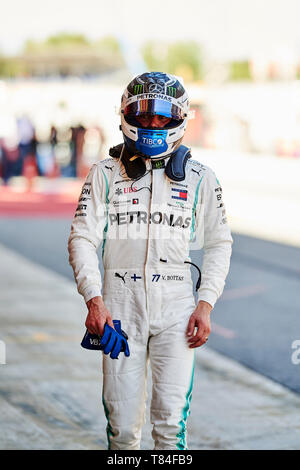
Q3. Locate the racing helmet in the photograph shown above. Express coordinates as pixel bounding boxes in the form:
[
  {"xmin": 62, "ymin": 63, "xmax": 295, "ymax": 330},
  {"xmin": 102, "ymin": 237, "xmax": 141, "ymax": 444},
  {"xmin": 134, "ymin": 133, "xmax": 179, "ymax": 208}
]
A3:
[{"xmin": 120, "ymin": 72, "xmax": 190, "ymax": 160}]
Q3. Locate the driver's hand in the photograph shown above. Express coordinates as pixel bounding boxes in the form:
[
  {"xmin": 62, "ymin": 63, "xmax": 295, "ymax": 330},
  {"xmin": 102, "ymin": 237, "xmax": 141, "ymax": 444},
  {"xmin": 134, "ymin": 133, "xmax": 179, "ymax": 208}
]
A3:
[{"xmin": 85, "ymin": 296, "xmax": 114, "ymax": 336}]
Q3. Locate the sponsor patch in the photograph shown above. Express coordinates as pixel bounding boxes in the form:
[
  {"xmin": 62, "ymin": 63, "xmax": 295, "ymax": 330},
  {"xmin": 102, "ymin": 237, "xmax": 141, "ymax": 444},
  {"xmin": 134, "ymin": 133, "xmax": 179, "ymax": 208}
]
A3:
[
  {"xmin": 152, "ymin": 274, "xmax": 184, "ymax": 282},
  {"xmin": 115, "ymin": 187, "xmax": 137, "ymax": 195},
  {"xmin": 170, "ymin": 181, "xmax": 188, "ymax": 188},
  {"xmin": 108, "ymin": 211, "xmax": 191, "ymax": 228},
  {"xmin": 171, "ymin": 188, "xmax": 188, "ymax": 201},
  {"xmin": 167, "ymin": 202, "xmax": 190, "ymax": 211},
  {"xmin": 151, "ymin": 159, "xmax": 165, "ymax": 170},
  {"xmin": 112, "ymin": 200, "xmax": 130, "ymax": 207},
  {"xmin": 115, "ymin": 272, "xmax": 127, "ymax": 283}
]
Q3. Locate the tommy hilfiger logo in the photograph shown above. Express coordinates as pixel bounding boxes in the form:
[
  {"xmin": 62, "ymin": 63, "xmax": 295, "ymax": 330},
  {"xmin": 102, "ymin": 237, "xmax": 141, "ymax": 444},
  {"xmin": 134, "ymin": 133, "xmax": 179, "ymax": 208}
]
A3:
[{"xmin": 171, "ymin": 188, "xmax": 188, "ymax": 201}]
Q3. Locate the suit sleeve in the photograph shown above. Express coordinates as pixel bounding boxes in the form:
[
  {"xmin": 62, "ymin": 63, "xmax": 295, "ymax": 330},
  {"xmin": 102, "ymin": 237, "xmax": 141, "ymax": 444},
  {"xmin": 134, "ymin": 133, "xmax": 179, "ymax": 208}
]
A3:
[
  {"xmin": 195, "ymin": 168, "xmax": 233, "ymax": 308},
  {"xmin": 68, "ymin": 163, "xmax": 108, "ymax": 303}
]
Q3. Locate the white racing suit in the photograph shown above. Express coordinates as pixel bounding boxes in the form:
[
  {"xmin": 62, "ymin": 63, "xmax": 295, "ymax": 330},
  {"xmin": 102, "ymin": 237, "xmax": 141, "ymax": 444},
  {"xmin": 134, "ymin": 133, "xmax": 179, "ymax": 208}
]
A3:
[{"xmin": 68, "ymin": 154, "xmax": 232, "ymax": 450}]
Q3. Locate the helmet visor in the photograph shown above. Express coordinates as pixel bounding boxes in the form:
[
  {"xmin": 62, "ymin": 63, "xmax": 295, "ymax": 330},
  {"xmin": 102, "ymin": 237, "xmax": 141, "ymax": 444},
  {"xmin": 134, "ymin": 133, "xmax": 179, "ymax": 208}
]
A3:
[{"xmin": 124, "ymin": 98, "xmax": 185, "ymax": 121}]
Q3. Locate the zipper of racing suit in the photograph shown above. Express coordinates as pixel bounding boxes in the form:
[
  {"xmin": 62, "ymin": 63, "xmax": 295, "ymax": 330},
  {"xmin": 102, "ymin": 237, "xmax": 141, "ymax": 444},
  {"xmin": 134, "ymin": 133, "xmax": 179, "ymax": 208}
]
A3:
[{"xmin": 144, "ymin": 159, "xmax": 153, "ymax": 318}]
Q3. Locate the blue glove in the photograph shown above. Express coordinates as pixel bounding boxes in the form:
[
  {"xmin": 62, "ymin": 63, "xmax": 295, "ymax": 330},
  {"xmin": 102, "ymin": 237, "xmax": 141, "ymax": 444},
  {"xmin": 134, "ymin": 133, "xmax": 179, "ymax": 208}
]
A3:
[
  {"xmin": 100, "ymin": 321, "xmax": 130, "ymax": 359},
  {"xmin": 81, "ymin": 320, "xmax": 130, "ymax": 360}
]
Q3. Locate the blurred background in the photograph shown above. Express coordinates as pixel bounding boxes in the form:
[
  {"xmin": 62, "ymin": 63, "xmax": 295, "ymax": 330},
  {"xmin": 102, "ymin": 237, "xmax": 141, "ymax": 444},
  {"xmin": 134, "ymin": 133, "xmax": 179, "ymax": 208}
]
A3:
[{"xmin": 1, "ymin": 0, "xmax": 300, "ymax": 425}]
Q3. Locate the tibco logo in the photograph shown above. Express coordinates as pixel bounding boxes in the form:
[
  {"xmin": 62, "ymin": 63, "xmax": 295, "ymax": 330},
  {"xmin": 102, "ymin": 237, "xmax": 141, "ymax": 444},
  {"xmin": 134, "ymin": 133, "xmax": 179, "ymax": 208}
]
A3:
[
  {"xmin": 142, "ymin": 138, "xmax": 163, "ymax": 146},
  {"xmin": 0, "ymin": 340, "xmax": 6, "ymax": 365}
]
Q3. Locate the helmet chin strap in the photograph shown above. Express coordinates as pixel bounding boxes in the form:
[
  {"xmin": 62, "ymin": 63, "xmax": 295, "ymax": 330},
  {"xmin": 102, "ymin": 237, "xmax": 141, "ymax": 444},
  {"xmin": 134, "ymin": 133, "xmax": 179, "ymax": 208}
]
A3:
[{"xmin": 109, "ymin": 143, "xmax": 191, "ymax": 182}]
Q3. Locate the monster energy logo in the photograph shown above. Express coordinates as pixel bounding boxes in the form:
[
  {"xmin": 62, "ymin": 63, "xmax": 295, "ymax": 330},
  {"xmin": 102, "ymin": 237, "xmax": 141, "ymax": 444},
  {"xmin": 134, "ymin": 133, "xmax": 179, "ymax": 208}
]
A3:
[
  {"xmin": 168, "ymin": 87, "xmax": 176, "ymax": 97},
  {"xmin": 152, "ymin": 159, "xmax": 165, "ymax": 170},
  {"xmin": 134, "ymin": 84, "xmax": 143, "ymax": 95}
]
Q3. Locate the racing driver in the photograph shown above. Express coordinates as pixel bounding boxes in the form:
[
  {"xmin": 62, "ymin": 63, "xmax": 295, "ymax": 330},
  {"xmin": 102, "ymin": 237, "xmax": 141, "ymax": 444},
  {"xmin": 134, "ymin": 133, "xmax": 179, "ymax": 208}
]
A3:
[{"xmin": 68, "ymin": 72, "xmax": 233, "ymax": 450}]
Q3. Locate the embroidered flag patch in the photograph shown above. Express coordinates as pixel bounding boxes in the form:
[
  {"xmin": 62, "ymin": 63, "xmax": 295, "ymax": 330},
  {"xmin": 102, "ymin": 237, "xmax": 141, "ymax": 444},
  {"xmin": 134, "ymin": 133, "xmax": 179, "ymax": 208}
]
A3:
[{"xmin": 171, "ymin": 188, "xmax": 188, "ymax": 201}]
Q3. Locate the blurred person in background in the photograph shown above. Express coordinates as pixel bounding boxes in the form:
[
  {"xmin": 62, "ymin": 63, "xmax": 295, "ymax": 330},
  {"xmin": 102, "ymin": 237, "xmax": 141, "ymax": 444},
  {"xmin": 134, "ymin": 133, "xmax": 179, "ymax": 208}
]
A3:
[
  {"xmin": 78, "ymin": 125, "xmax": 105, "ymax": 177},
  {"xmin": 0, "ymin": 116, "xmax": 21, "ymax": 184},
  {"xmin": 68, "ymin": 72, "xmax": 232, "ymax": 450},
  {"xmin": 17, "ymin": 115, "xmax": 36, "ymax": 176},
  {"xmin": 22, "ymin": 131, "xmax": 38, "ymax": 191},
  {"xmin": 35, "ymin": 124, "xmax": 56, "ymax": 177},
  {"xmin": 54, "ymin": 126, "xmax": 75, "ymax": 177},
  {"xmin": 0, "ymin": 135, "xmax": 20, "ymax": 184}
]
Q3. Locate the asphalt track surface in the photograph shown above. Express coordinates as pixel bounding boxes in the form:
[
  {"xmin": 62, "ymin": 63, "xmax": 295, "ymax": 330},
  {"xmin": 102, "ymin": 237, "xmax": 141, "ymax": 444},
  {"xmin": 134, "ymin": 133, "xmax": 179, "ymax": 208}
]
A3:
[{"xmin": 0, "ymin": 216, "xmax": 299, "ymax": 394}]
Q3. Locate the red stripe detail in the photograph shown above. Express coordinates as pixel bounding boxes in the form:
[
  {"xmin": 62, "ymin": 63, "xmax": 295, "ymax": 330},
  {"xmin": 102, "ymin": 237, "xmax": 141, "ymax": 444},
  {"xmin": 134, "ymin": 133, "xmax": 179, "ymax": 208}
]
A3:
[{"xmin": 179, "ymin": 192, "xmax": 187, "ymax": 200}]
